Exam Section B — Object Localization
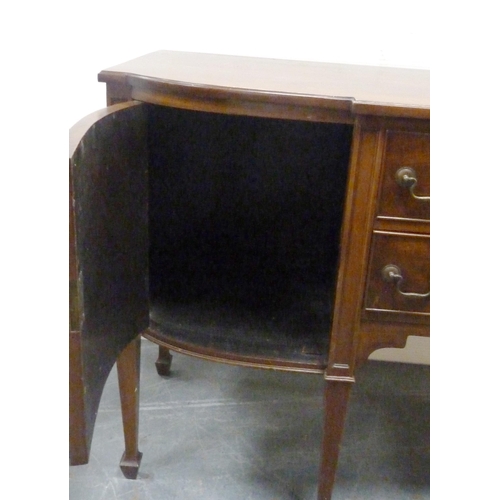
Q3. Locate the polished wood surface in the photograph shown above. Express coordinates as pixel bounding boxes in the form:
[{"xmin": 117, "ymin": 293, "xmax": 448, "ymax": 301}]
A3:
[
  {"xmin": 99, "ymin": 51, "xmax": 429, "ymax": 119},
  {"xmin": 376, "ymin": 130, "xmax": 430, "ymax": 222},
  {"xmin": 326, "ymin": 116, "xmax": 430, "ymax": 378},
  {"xmin": 364, "ymin": 232, "xmax": 430, "ymax": 317},
  {"xmin": 70, "ymin": 51, "xmax": 430, "ymax": 499},
  {"xmin": 318, "ymin": 381, "xmax": 352, "ymax": 500},
  {"xmin": 117, "ymin": 336, "xmax": 143, "ymax": 479}
]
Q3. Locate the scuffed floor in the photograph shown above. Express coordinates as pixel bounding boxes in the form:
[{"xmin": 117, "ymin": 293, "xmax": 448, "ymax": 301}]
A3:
[{"xmin": 69, "ymin": 339, "xmax": 429, "ymax": 499}]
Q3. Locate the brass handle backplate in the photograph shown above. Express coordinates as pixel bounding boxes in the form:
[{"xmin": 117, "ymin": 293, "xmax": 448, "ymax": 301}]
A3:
[
  {"xmin": 395, "ymin": 167, "xmax": 430, "ymax": 201},
  {"xmin": 381, "ymin": 264, "xmax": 430, "ymax": 299}
]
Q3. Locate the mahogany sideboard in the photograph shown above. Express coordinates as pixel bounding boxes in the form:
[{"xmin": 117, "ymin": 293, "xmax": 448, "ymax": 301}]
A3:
[{"xmin": 69, "ymin": 51, "xmax": 430, "ymax": 499}]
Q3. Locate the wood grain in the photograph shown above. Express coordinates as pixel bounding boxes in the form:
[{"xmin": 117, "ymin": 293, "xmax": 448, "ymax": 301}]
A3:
[{"xmin": 99, "ymin": 50, "xmax": 429, "ymax": 119}]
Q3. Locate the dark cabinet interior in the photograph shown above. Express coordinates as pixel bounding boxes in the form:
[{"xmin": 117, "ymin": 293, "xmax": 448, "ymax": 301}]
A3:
[{"xmin": 146, "ymin": 105, "xmax": 353, "ymax": 367}]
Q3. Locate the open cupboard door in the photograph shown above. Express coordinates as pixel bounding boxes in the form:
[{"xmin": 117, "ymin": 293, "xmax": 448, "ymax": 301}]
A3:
[{"xmin": 69, "ymin": 102, "xmax": 149, "ymax": 465}]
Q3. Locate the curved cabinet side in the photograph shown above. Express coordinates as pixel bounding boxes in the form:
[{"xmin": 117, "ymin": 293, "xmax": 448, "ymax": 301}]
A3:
[{"xmin": 69, "ymin": 102, "xmax": 149, "ymax": 465}]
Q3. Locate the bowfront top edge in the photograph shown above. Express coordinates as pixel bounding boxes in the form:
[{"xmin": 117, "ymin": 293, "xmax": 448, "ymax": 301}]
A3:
[{"xmin": 98, "ymin": 50, "xmax": 430, "ymax": 120}]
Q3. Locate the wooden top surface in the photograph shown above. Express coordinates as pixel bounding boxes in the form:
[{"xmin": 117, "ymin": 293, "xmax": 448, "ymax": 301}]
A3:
[{"xmin": 99, "ymin": 50, "xmax": 429, "ymax": 118}]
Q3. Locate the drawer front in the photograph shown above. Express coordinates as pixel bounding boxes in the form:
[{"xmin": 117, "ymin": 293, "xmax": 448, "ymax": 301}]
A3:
[
  {"xmin": 377, "ymin": 131, "xmax": 430, "ymax": 222},
  {"xmin": 364, "ymin": 232, "xmax": 429, "ymax": 322}
]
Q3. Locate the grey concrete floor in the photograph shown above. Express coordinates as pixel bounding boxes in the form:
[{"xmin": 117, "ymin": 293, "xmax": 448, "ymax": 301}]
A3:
[{"xmin": 69, "ymin": 339, "xmax": 429, "ymax": 499}]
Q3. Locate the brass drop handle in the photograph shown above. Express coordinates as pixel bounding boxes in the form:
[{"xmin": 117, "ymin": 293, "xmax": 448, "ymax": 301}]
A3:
[
  {"xmin": 395, "ymin": 167, "xmax": 430, "ymax": 201},
  {"xmin": 381, "ymin": 264, "xmax": 430, "ymax": 299}
]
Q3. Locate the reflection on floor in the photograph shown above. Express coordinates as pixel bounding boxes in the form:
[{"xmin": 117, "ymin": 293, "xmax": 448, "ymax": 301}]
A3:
[{"xmin": 69, "ymin": 339, "xmax": 429, "ymax": 500}]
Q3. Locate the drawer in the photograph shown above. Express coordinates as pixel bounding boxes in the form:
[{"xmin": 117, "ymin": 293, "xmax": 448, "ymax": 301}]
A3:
[
  {"xmin": 364, "ymin": 232, "xmax": 429, "ymax": 322},
  {"xmin": 377, "ymin": 131, "xmax": 430, "ymax": 222}
]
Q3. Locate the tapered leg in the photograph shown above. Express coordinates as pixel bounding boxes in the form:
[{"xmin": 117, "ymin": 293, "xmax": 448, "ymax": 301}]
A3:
[
  {"xmin": 155, "ymin": 345, "xmax": 173, "ymax": 376},
  {"xmin": 317, "ymin": 380, "xmax": 352, "ymax": 500},
  {"xmin": 117, "ymin": 336, "xmax": 143, "ymax": 479}
]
